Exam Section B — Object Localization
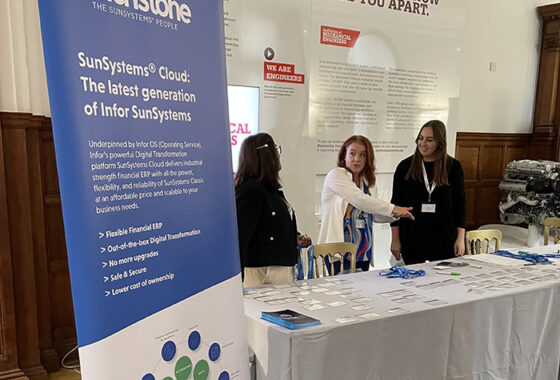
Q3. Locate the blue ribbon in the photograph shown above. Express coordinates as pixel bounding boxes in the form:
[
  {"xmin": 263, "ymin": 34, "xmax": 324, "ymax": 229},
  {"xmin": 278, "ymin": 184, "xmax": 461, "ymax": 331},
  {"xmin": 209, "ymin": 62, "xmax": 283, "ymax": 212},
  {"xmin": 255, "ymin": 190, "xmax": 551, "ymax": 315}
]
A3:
[
  {"xmin": 378, "ymin": 266, "xmax": 426, "ymax": 279},
  {"xmin": 492, "ymin": 250, "xmax": 558, "ymax": 264},
  {"xmin": 296, "ymin": 244, "xmax": 304, "ymax": 281},
  {"xmin": 307, "ymin": 244, "xmax": 315, "ymax": 279}
]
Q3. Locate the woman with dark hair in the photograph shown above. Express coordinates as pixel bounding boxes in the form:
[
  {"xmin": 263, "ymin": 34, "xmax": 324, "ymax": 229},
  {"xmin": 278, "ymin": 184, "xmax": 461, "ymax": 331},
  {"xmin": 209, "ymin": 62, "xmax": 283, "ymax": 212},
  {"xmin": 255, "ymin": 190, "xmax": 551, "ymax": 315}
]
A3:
[
  {"xmin": 235, "ymin": 132, "xmax": 311, "ymax": 286},
  {"xmin": 318, "ymin": 135, "xmax": 414, "ymax": 273},
  {"xmin": 390, "ymin": 120, "xmax": 466, "ymax": 265}
]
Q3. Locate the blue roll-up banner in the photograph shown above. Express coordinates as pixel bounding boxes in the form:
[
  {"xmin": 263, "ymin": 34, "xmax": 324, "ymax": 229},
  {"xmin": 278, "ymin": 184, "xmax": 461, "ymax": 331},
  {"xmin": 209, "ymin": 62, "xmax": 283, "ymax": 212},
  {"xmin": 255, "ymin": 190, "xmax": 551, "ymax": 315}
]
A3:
[{"xmin": 38, "ymin": 1, "xmax": 249, "ymax": 378}]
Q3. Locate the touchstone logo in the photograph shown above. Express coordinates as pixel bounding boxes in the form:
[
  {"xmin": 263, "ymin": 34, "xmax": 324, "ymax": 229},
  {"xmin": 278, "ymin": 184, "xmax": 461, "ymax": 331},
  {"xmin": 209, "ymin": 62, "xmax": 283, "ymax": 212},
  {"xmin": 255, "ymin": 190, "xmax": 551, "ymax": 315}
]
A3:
[{"xmin": 102, "ymin": 0, "xmax": 192, "ymax": 24}]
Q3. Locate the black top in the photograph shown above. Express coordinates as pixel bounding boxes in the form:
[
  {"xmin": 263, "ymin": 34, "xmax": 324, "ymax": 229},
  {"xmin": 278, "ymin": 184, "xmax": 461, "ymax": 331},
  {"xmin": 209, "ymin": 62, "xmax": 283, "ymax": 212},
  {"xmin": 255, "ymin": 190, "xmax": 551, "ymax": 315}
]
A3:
[
  {"xmin": 235, "ymin": 178, "xmax": 298, "ymax": 270},
  {"xmin": 391, "ymin": 155, "xmax": 466, "ymax": 264}
]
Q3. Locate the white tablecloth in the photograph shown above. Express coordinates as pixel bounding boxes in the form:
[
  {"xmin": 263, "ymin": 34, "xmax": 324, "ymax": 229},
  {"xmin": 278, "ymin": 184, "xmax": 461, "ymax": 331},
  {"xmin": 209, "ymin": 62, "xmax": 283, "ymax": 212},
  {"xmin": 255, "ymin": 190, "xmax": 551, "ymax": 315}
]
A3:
[{"xmin": 244, "ymin": 245, "xmax": 560, "ymax": 380}]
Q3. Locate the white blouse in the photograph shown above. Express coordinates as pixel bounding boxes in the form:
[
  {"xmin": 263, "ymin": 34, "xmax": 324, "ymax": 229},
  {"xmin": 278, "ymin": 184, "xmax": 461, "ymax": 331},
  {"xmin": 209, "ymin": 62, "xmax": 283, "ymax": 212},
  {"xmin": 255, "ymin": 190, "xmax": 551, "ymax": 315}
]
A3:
[{"xmin": 318, "ymin": 167, "xmax": 395, "ymax": 244}]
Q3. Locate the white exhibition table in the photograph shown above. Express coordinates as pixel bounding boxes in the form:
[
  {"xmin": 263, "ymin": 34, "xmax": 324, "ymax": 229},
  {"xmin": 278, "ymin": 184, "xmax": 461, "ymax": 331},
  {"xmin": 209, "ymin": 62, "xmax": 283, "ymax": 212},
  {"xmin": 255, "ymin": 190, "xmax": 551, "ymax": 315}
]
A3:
[{"xmin": 244, "ymin": 245, "xmax": 560, "ymax": 380}]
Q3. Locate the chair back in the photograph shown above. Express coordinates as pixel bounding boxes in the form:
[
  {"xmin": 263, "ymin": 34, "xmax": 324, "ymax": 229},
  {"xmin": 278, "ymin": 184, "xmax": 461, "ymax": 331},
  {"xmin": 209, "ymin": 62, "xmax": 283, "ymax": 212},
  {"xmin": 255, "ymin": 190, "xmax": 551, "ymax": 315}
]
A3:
[
  {"xmin": 308, "ymin": 242, "xmax": 357, "ymax": 278},
  {"xmin": 465, "ymin": 229, "xmax": 502, "ymax": 255},
  {"xmin": 544, "ymin": 217, "xmax": 560, "ymax": 245}
]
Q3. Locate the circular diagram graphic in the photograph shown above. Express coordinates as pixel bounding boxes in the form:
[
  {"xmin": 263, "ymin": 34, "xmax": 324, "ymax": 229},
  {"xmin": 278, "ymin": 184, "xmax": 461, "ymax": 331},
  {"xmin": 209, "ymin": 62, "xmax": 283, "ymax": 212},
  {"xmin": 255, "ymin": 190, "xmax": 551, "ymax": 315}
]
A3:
[
  {"xmin": 193, "ymin": 360, "xmax": 209, "ymax": 380},
  {"xmin": 174, "ymin": 356, "xmax": 193, "ymax": 380},
  {"xmin": 188, "ymin": 330, "xmax": 201, "ymax": 351},
  {"xmin": 161, "ymin": 341, "xmax": 177, "ymax": 362},
  {"xmin": 208, "ymin": 343, "xmax": 221, "ymax": 362},
  {"xmin": 142, "ymin": 330, "xmax": 231, "ymax": 380}
]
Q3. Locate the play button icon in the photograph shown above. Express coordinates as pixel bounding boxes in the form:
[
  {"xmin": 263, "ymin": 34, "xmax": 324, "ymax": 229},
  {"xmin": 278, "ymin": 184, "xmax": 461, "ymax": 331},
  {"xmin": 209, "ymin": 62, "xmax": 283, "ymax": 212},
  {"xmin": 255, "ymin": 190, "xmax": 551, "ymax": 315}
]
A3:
[{"xmin": 264, "ymin": 47, "xmax": 275, "ymax": 60}]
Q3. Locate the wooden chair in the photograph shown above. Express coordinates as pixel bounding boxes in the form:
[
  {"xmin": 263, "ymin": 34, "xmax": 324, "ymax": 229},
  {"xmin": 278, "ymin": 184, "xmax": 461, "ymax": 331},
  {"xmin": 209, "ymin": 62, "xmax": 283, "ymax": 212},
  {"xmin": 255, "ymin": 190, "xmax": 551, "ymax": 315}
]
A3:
[
  {"xmin": 544, "ymin": 217, "xmax": 560, "ymax": 245},
  {"xmin": 465, "ymin": 229, "xmax": 502, "ymax": 255},
  {"xmin": 307, "ymin": 242, "xmax": 357, "ymax": 278}
]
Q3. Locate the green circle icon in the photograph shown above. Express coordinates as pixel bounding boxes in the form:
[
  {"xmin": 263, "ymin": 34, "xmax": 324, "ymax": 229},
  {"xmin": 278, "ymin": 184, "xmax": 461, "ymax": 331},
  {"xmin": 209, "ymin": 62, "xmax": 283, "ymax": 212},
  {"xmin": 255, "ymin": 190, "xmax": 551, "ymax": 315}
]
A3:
[
  {"xmin": 193, "ymin": 360, "xmax": 209, "ymax": 380},
  {"xmin": 162, "ymin": 377, "xmax": 173, "ymax": 380},
  {"xmin": 174, "ymin": 356, "xmax": 193, "ymax": 380}
]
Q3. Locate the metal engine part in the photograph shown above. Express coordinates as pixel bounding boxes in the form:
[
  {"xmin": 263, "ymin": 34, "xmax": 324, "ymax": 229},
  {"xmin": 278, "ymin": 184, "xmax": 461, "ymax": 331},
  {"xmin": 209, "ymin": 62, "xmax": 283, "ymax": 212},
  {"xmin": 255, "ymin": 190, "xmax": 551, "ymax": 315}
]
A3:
[{"xmin": 499, "ymin": 159, "xmax": 560, "ymax": 231}]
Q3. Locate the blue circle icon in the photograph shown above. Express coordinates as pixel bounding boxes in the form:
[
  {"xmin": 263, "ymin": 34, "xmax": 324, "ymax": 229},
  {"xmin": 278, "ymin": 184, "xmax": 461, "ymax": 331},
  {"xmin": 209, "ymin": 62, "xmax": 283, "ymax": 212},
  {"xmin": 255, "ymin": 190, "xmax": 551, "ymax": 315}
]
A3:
[
  {"xmin": 161, "ymin": 341, "xmax": 176, "ymax": 362},
  {"xmin": 142, "ymin": 374, "xmax": 155, "ymax": 380},
  {"xmin": 188, "ymin": 331, "xmax": 201, "ymax": 351},
  {"xmin": 208, "ymin": 342, "xmax": 221, "ymax": 361},
  {"xmin": 218, "ymin": 371, "xmax": 230, "ymax": 380}
]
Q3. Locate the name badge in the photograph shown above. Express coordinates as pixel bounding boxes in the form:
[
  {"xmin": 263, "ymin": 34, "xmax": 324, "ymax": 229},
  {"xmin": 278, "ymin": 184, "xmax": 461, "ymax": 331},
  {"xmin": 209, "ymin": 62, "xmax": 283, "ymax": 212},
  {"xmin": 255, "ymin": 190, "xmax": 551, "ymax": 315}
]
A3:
[
  {"xmin": 421, "ymin": 203, "xmax": 436, "ymax": 213},
  {"xmin": 356, "ymin": 219, "xmax": 366, "ymax": 229}
]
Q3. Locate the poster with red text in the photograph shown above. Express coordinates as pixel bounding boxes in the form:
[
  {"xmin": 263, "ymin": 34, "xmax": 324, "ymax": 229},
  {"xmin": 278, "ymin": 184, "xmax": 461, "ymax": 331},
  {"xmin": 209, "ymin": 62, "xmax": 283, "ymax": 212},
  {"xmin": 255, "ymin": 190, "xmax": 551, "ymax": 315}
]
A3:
[
  {"xmin": 310, "ymin": 0, "xmax": 465, "ymax": 174},
  {"xmin": 223, "ymin": 0, "xmax": 315, "ymax": 232}
]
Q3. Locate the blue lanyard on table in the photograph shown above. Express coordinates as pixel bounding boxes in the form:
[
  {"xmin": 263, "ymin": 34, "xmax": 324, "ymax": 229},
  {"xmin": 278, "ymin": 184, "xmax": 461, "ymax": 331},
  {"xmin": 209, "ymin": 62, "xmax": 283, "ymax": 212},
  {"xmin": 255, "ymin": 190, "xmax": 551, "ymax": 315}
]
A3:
[
  {"xmin": 520, "ymin": 251, "xmax": 560, "ymax": 259},
  {"xmin": 492, "ymin": 250, "xmax": 560, "ymax": 264},
  {"xmin": 378, "ymin": 266, "xmax": 426, "ymax": 279}
]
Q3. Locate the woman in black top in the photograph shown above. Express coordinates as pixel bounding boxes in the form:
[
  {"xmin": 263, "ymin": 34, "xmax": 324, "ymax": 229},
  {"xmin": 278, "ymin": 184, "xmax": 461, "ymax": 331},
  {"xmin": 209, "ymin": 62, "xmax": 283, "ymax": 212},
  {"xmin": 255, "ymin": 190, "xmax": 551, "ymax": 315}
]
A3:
[
  {"xmin": 235, "ymin": 133, "xmax": 311, "ymax": 286},
  {"xmin": 390, "ymin": 120, "xmax": 466, "ymax": 265}
]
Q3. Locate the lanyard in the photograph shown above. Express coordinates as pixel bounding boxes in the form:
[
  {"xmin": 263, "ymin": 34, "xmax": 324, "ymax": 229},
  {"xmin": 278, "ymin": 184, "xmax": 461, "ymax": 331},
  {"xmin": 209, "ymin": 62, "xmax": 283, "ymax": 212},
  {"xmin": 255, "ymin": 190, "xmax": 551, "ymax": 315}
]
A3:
[
  {"xmin": 296, "ymin": 243, "xmax": 304, "ymax": 280},
  {"xmin": 422, "ymin": 161, "xmax": 436, "ymax": 203},
  {"xmin": 378, "ymin": 266, "xmax": 426, "ymax": 279},
  {"xmin": 493, "ymin": 250, "xmax": 559, "ymax": 264}
]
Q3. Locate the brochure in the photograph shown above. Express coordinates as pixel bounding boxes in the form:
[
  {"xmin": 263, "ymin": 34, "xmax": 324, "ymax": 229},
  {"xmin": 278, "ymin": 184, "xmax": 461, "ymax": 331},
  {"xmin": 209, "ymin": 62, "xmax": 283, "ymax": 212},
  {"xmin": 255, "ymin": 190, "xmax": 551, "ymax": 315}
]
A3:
[{"xmin": 261, "ymin": 309, "xmax": 321, "ymax": 330}]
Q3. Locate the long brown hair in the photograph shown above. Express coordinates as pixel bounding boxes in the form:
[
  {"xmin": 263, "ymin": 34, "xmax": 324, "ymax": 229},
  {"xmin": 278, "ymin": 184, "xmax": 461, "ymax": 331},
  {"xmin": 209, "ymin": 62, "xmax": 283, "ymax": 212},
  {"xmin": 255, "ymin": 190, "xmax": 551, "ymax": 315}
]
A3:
[
  {"xmin": 406, "ymin": 120, "xmax": 450, "ymax": 186},
  {"xmin": 234, "ymin": 132, "xmax": 281, "ymax": 188},
  {"xmin": 337, "ymin": 135, "xmax": 376, "ymax": 187}
]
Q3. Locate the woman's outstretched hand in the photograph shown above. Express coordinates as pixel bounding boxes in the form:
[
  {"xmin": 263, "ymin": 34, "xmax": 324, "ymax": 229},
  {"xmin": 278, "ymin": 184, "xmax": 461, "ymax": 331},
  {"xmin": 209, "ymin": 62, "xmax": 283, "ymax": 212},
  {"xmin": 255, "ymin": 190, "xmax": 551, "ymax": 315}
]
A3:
[{"xmin": 392, "ymin": 206, "xmax": 414, "ymax": 220}]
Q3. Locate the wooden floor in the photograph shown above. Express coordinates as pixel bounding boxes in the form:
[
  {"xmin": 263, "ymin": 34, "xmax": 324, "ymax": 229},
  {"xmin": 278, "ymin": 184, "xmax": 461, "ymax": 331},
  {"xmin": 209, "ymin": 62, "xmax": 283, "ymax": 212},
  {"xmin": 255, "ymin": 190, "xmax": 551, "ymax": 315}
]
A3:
[{"xmin": 48, "ymin": 368, "xmax": 81, "ymax": 380}]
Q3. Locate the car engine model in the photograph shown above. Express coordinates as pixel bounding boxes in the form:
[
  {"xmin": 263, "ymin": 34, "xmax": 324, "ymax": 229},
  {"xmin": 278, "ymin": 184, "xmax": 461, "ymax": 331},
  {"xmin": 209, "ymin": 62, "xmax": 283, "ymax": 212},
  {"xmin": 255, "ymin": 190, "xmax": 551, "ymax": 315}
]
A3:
[{"xmin": 499, "ymin": 159, "xmax": 560, "ymax": 231}]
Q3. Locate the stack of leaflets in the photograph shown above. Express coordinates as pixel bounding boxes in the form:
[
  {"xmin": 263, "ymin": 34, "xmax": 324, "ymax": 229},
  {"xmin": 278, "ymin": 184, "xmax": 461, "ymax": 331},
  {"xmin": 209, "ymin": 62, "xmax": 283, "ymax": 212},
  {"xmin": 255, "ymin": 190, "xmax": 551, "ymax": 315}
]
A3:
[{"xmin": 261, "ymin": 309, "xmax": 321, "ymax": 330}]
